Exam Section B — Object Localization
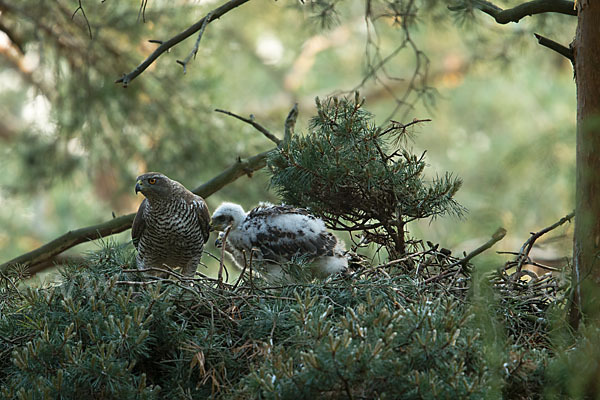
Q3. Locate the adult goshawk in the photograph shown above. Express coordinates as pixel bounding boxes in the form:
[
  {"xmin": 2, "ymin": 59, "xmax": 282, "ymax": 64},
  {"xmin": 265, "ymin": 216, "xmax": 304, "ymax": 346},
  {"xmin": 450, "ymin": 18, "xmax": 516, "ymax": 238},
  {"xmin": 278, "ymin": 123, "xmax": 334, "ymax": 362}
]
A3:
[{"xmin": 132, "ymin": 172, "xmax": 210, "ymax": 276}]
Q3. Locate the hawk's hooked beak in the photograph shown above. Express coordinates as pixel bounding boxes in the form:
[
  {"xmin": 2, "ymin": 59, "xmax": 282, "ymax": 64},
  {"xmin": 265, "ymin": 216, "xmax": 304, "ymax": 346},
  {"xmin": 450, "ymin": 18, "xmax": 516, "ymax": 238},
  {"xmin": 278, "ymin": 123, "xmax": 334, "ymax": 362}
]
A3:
[{"xmin": 135, "ymin": 180, "xmax": 143, "ymax": 194}]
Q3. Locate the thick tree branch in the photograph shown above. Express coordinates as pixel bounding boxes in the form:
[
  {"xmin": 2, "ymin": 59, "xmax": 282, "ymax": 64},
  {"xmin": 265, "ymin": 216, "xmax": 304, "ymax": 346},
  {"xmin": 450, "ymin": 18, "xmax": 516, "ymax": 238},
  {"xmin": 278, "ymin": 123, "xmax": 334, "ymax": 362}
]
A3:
[
  {"xmin": 534, "ymin": 33, "xmax": 574, "ymax": 63},
  {"xmin": 449, "ymin": 0, "xmax": 576, "ymax": 24},
  {"xmin": 115, "ymin": 0, "xmax": 251, "ymax": 87},
  {"xmin": 0, "ymin": 214, "xmax": 136, "ymax": 275}
]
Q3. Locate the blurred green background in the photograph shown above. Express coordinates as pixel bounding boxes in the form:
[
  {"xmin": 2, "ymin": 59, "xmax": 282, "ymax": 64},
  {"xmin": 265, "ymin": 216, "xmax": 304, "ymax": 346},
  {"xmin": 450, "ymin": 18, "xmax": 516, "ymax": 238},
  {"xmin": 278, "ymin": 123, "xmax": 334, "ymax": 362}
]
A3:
[{"xmin": 0, "ymin": 0, "xmax": 576, "ymax": 280}]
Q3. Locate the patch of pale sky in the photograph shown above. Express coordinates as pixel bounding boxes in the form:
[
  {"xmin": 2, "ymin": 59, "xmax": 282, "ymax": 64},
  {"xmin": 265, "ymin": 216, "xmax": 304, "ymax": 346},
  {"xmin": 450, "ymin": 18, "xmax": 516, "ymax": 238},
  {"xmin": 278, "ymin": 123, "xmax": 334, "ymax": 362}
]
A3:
[
  {"xmin": 67, "ymin": 138, "xmax": 87, "ymax": 157},
  {"xmin": 22, "ymin": 89, "xmax": 54, "ymax": 135},
  {"xmin": 255, "ymin": 33, "xmax": 284, "ymax": 65},
  {"xmin": 0, "ymin": 30, "xmax": 9, "ymax": 49}
]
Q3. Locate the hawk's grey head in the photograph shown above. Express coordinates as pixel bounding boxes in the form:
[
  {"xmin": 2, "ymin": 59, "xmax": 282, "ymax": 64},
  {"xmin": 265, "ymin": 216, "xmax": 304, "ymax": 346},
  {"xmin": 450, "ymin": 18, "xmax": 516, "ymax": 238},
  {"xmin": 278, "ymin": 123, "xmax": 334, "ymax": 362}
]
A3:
[
  {"xmin": 135, "ymin": 172, "xmax": 173, "ymax": 200},
  {"xmin": 210, "ymin": 202, "xmax": 246, "ymax": 231}
]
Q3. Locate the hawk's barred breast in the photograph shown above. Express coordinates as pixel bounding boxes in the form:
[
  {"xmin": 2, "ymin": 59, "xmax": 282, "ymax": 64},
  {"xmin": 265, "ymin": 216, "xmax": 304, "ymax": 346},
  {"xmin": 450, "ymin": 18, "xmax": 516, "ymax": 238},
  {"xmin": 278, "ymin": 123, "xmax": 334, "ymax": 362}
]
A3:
[{"xmin": 132, "ymin": 173, "xmax": 210, "ymax": 276}]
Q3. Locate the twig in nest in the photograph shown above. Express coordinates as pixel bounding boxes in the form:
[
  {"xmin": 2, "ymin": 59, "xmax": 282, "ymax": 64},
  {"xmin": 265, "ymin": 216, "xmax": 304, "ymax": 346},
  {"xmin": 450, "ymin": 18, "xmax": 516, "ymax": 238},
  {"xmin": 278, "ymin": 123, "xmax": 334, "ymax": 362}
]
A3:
[
  {"xmin": 233, "ymin": 258, "xmax": 248, "ymax": 290},
  {"xmin": 218, "ymin": 225, "xmax": 232, "ymax": 287},
  {"xmin": 232, "ymin": 246, "xmax": 258, "ymax": 291},
  {"xmin": 116, "ymin": 279, "xmax": 164, "ymax": 286},
  {"xmin": 243, "ymin": 250, "xmax": 257, "ymax": 293},
  {"xmin": 177, "ymin": 11, "xmax": 213, "ymax": 74},
  {"xmin": 458, "ymin": 227, "xmax": 506, "ymax": 268},
  {"xmin": 214, "ymin": 109, "xmax": 281, "ymax": 145},
  {"xmin": 422, "ymin": 227, "xmax": 506, "ymax": 284},
  {"xmin": 515, "ymin": 211, "xmax": 574, "ymax": 272}
]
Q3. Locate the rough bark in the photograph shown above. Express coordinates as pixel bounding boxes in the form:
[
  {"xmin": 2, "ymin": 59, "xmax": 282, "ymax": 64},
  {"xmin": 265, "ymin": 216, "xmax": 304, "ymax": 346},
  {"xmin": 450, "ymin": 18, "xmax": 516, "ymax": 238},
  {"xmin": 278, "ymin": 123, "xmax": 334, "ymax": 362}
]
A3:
[{"xmin": 569, "ymin": 0, "xmax": 600, "ymax": 329}]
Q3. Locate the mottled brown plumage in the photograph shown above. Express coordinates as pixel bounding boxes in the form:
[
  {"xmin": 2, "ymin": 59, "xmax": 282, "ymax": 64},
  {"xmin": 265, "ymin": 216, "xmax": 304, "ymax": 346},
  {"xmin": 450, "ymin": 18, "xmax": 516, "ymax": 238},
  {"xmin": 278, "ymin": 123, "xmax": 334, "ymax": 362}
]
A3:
[{"xmin": 132, "ymin": 172, "xmax": 210, "ymax": 276}]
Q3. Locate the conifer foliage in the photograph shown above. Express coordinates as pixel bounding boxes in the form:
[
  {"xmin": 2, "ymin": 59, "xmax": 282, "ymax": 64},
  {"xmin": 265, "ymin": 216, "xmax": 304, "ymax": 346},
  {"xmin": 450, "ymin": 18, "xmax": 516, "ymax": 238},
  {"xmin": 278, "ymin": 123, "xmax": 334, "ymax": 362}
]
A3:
[
  {"xmin": 268, "ymin": 95, "xmax": 465, "ymax": 258},
  {"xmin": 1, "ymin": 243, "xmax": 573, "ymax": 399},
  {"xmin": 0, "ymin": 245, "xmax": 495, "ymax": 399}
]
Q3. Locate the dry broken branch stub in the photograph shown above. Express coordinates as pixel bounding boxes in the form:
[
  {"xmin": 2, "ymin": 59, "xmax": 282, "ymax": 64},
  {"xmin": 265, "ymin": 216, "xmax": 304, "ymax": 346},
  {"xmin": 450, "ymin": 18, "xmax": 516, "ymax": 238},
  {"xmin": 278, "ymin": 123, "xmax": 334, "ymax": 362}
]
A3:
[{"xmin": 534, "ymin": 33, "xmax": 575, "ymax": 63}]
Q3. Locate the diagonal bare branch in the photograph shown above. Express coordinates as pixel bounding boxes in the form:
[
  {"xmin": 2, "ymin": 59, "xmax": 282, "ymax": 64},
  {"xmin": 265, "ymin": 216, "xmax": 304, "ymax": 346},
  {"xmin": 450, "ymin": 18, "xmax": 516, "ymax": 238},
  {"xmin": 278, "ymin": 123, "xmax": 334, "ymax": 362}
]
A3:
[
  {"xmin": 116, "ymin": 0, "xmax": 251, "ymax": 87},
  {"xmin": 215, "ymin": 109, "xmax": 281, "ymax": 145}
]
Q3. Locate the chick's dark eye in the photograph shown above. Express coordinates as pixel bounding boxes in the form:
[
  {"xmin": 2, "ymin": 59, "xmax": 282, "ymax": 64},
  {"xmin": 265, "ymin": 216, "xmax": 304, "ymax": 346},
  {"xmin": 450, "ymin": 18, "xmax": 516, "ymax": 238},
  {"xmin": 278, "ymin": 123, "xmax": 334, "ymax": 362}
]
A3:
[{"xmin": 148, "ymin": 178, "xmax": 157, "ymax": 185}]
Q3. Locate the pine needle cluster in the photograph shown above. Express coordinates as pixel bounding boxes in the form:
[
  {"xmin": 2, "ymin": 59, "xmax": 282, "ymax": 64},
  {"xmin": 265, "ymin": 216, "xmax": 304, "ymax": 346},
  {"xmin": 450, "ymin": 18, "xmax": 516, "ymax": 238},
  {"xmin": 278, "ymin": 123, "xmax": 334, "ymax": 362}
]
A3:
[{"xmin": 268, "ymin": 94, "xmax": 466, "ymax": 258}]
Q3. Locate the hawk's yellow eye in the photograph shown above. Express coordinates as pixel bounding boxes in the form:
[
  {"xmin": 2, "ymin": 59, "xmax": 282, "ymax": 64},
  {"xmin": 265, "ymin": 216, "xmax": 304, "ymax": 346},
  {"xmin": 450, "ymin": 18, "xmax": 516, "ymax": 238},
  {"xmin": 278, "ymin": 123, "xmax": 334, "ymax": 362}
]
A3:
[{"xmin": 148, "ymin": 178, "xmax": 157, "ymax": 185}]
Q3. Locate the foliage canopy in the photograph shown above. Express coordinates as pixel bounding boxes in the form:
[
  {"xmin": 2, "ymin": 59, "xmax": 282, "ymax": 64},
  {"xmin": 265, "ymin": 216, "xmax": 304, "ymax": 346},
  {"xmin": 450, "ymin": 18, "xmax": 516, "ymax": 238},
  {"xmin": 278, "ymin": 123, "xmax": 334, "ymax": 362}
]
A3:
[{"xmin": 268, "ymin": 95, "xmax": 465, "ymax": 257}]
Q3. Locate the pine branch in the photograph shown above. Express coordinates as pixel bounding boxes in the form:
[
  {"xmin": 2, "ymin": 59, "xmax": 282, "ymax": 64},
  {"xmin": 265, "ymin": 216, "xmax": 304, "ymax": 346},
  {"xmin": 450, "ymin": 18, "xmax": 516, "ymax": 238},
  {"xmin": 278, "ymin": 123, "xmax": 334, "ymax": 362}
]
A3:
[
  {"xmin": 449, "ymin": 0, "xmax": 576, "ymax": 24},
  {"xmin": 115, "ymin": 0, "xmax": 251, "ymax": 87}
]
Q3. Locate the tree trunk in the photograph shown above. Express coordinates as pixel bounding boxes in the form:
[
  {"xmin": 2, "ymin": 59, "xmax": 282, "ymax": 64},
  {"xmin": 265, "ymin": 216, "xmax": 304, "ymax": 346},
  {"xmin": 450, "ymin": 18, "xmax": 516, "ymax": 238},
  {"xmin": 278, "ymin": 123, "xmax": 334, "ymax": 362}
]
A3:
[{"xmin": 569, "ymin": 0, "xmax": 600, "ymax": 329}]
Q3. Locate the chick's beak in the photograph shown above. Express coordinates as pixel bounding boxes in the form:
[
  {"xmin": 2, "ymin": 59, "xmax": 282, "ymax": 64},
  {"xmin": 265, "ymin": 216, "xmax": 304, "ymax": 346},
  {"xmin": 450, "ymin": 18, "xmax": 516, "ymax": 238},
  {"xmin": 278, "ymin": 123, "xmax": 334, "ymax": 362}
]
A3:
[{"xmin": 135, "ymin": 180, "xmax": 142, "ymax": 194}]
